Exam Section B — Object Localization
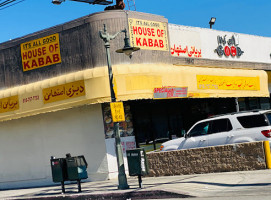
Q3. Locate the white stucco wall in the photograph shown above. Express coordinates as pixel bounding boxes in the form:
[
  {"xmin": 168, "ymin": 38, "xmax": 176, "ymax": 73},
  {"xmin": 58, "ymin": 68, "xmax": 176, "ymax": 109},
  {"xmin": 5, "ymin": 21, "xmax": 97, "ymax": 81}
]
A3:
[{"xmin": 0, "ymin": 104, "xmax": 108, "ymax": 189}]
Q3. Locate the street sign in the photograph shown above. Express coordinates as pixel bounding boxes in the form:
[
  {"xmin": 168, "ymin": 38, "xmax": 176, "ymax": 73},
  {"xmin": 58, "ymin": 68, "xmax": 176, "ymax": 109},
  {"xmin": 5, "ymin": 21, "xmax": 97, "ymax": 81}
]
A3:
[{"xmin": 110, "ymin": 102, "xmax": 125, "ymax": 122}]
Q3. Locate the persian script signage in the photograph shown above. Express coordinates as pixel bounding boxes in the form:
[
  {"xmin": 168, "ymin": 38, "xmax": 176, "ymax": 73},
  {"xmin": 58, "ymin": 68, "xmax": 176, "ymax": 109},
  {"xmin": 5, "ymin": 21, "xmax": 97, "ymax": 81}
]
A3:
[
  {"xmin": 197, "ymin": 75, "xmax": 260, "ymax": 90},
  {"xmin": 169, "ymin": 26, "xmax": 202, "ymax": 58},
  {"xmin": 128, "ymin": 18, "xmax": 169, "ymax": 51},
  {"xmin": 0, "ymin": 96, "xmax": 19, "ymax": 113},
  {"xmin": 43, "ymin": 80, "xmax": 85, "ymax": 104},
  {"xmin": 20, "ymin": 33, "xmax": 62, "ymax": 71},
  {"xmin": 171, "ymin": 45, "xmax": 202, "ymax": 58},
  {"xmin": 153, "ymin": 87, "xmax": 188, "ymax": 99}
]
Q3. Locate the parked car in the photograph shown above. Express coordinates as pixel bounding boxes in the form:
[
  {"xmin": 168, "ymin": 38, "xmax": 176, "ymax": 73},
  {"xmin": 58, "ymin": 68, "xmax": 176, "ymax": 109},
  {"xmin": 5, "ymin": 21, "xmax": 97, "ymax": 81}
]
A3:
[{"xmin": 160, "ymin": 110, "xmax": 271, "ymax": 151}]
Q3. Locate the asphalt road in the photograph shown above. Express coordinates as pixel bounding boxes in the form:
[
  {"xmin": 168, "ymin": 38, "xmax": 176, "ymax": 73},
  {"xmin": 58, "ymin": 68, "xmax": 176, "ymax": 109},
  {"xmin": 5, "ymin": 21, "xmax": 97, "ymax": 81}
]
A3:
[
  {"xmin": 143, "ymin": 170, "xmax": 271, "ymax": 200},
  {"xmin": 158, "ymin": 196, "xmax": 271, "ymax": 200}
]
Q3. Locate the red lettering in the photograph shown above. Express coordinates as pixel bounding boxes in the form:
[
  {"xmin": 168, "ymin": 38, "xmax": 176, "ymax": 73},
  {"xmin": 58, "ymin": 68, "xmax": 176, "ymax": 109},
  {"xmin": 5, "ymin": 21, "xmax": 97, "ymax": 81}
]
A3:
[
  {"xmin": 161, "ymin": 30, "xmax": 164, "ymax": 37},
  {"xmin": 32, "ymin": 59, "xmax": 38, "ymax": 68},
  {"xmin": 49, "ymin": 45, "xmax": 54, "ymax": 53},
  {"xmin": 138, "ymin": 28, "xmax": 155, "ymax": 36},
  {"xmin": 133, "ymin": 26, "xmax": 138, "ymax": 35},
  {"xmin": 157, "ymin": 29, "xmax": 161, "ymax": 37},
  {"xmin": 136, "ymin": 38, "xmax": 142, "ymax": 46},
  {"xmin": 38, "ymin": 48, "xmax": 42, "ymax": 56},
  {"xmin": 138, "ymin": 27, "xmax": 142, "ymax": 35},
  {"xmin": 32, "ymin": 49, "xmax": 37, "ymax": 58},
  {"xmin": 142, "ymin": 38, "xmax": 147, "ymax": 46},
  {"xmin": 42, "ymin": 47, "xmax": 46, "ymax": 55},
  {"xmin": 28, "ymin": 51, "xmax": 32, "ymax": 59},
  {"xmin": 157, "ymin": 29, "xmax": 165, "ymax": 37},
  {"xmin": 151, "ymin": 28, "xmax": 155, "ymax": 36},
  {"xmin": 45, "ymin": 56, "xmax": 52, "ymax": 64},
  {"xmin": 23, "ymin": 61, "xmax": 30, "ymax": 69},
  {"xmin": 148, "ymin": 39, "xmax": 153, "ymax": 47},
  {"xmin": 133, "ymin": 26, "xmax": 155, "ymax": 37},
  {"xmin": 154, "ymin": 39, "xmax": 159, "ymax": 47},
  {"xmin": 142, "ymin": 28, "xmax": 147, "ymax": 36},
  {"xmin": 22, "ymin": 52, "xmax": 28, "ymax": 60},
  {"xmin": 159, "ymin": 40, "xmax": 164, "ymax": 48},
  {"xmin": 38, "ymin": 57, "xmax": 44, "ymax": 66},
  {"xmin": 23, "ymin": 47, "xmax": 46, "ymax": 60},
  {"xmin": 23, "ymin": 50, "xmax": 60, "ymax": 71},
  {"xmin": 53, "ymin": 54, "xmax": 60, "ymax": 62},
  {"xmin": 147, "ymin": 28, "xmax": 151, "ymax": 36},
  {"xmin": 54, "ymin": 43, "xmax": 59, "ymax": 51}
]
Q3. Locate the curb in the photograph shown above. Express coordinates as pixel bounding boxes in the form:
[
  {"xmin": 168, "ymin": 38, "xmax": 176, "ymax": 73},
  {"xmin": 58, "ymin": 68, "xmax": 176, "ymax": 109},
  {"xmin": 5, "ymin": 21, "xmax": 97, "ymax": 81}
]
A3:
[{"xmin": 13, "ymin": 190, "xmax": 193, "ymax": 200}]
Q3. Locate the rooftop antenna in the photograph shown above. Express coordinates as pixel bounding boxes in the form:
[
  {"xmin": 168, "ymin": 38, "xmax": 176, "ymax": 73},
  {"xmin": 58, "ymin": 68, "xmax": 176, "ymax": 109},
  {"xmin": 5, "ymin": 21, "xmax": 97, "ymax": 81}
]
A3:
[{"xmin": 126, "ymin": 0, "xmax": 136, "ymax": 11}]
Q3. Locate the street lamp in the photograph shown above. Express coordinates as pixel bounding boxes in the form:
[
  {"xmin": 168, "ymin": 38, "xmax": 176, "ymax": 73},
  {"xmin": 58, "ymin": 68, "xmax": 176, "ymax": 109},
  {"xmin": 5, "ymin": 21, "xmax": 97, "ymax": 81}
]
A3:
[
  {"xmin": 52, "ymin": 0, "xmax": 113, "ymax": 5},
  {"xmin": 116, "ymin": 29, "xmax": 140, "ymax": 58},
  {"xmin": 99, "ymin": 24, "xmax": 140, "ymax": 190},
  {"xmin": 209, "ymin": 17, "xmax": 216, "ymax": 29}
]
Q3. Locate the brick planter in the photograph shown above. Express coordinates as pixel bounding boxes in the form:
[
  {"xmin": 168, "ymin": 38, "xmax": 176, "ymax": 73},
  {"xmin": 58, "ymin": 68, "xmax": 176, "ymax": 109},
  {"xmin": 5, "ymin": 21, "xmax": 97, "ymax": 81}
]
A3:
[{"xmin": 146, "ymin": 141, "xmax": 267, "ymax": 177}]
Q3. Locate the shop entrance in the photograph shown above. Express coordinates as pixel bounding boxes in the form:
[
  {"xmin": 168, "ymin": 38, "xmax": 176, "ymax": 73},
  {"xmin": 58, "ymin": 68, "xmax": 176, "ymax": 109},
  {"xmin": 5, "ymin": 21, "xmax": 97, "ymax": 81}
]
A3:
[{"xmin": 129, "ymin": 98, "xmax": 236, "ymax": 152}]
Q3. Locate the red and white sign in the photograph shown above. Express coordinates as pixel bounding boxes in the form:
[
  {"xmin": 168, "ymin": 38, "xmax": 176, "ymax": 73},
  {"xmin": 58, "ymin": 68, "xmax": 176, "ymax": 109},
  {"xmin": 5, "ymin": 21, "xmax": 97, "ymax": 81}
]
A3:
[
  {"xmin": 153, "ymin": 87, "xmax": 188, "ymax": 99},
  {"xmin": 168, "ymin": 24, "xmax": 271, "ymax": 63}
]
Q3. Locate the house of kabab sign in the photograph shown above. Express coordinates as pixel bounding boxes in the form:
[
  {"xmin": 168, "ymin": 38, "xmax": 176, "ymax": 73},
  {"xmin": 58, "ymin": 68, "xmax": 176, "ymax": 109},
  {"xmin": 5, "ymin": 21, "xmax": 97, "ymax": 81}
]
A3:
[
  {"xmin": 20, "ymin": 33, "xmax": 62, "ymax": 71},
  {"xmin": 128, "ymin": 18, "xmax": 168, "ymax": 51}
]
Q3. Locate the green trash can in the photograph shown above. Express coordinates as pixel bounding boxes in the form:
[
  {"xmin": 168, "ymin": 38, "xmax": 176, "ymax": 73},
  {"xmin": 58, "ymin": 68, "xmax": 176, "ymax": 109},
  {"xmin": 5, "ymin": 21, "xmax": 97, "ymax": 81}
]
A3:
[
  {"xmin": 126, "ymin": 148, "xmax": 149, "ymax": 188},
  {"xmin": 50, "ymin": 157, "xmax": 67, "ymax": 183},
  {"xmin": 50, "ymin": 154, "xmax": 88, "ymax": 193},
  {"xmin": 66, "ymin": 154, "xmax": 88, "ymax": 192},
  {"xmin": 66, "ymin": 155, "xmax": 88, "ymax": 181},
  {"xmin": 50, "ymin": 157, "xmax": 68, "ymax": 193}
]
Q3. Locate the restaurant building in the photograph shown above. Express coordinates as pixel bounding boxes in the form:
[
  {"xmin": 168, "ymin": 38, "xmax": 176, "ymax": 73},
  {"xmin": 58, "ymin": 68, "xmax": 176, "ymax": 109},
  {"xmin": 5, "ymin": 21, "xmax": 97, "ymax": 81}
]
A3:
[{"xmin": 0, "ymin": 10, "xmax": 270, "ymax": 189}]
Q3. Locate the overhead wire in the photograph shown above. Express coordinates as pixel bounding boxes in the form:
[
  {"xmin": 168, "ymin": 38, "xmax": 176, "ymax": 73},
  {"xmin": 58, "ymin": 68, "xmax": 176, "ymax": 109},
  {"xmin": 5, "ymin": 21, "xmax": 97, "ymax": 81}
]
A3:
[
  {"xmin": 0, "ymin": 0, "xmax": 26, "ymax": 11},
  {"xmin": 0, "ymin": 0, "xmax": 16, "ymax": 7}
]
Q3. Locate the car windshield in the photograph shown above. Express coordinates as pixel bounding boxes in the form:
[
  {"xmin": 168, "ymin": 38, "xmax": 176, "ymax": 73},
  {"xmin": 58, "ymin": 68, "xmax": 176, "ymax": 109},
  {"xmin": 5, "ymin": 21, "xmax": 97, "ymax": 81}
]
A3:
[{"xmin": 237, "ymin": 114, "xmax": 269, "ymax": 128}]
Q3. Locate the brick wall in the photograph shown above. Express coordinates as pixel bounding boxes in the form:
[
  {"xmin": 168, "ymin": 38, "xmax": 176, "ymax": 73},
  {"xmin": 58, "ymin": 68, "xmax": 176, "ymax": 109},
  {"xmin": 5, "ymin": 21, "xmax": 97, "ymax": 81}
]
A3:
[{"xmin": 146, "ymin": 142, "xmax": 267, "ymax": 177}]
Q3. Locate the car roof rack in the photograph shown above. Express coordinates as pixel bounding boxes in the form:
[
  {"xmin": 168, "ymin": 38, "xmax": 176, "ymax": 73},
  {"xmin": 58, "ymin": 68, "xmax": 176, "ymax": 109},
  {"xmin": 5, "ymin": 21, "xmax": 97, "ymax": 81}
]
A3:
[{"xmin": 207, "ymin": 109, "xmax": 269, "ymax": 119}]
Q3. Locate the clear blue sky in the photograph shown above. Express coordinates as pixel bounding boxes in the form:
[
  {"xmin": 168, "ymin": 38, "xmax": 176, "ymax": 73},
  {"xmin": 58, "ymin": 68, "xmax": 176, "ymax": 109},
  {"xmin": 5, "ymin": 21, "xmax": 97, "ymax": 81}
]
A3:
[{"xmin": 0, "ymin": 0, "xmax": 271, "ymax": 43}]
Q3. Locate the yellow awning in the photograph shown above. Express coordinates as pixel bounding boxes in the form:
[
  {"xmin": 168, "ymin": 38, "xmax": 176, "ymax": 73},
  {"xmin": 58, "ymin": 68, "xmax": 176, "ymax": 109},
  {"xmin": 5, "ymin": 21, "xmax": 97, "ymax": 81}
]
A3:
[
  {"xmin": 113, "ymin": 64, "xmax": 269, "ymax": 100},
  {"xmin": 0, "ymin": 67, "xmax": 112, "ymax": 122},
  {"xmin": 0, "ymin": 64, "xmax": 268, "ymax": 122}
]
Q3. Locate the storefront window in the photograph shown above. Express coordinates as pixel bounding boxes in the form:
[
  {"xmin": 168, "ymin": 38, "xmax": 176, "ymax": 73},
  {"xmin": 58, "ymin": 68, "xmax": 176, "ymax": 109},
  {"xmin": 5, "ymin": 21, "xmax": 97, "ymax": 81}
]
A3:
[
  {"xmin": 238, "ymin": 98, "xmax": 246, "ymax": 111},
  {"xmin": 248, "ymin": 98, "xmax": 259, "ymax": 110},
  {"xmin": 129, "ymin": 98, "xmax": 236, "ymax": 152},
  {"xmin": 238, "ymin": 97, "xmax": 271, "ymax": 111},
  {"xmin": 260, "ymin": 98, "xmax": 270, "ymax": 110}
]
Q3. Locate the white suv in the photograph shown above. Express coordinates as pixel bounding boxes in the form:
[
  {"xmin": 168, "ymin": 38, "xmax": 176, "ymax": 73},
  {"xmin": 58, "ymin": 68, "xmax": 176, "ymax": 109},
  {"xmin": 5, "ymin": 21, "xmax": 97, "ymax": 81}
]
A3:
[{"xmin": 160, "ymin": 110, "xmax": 271, "ymax": 151}]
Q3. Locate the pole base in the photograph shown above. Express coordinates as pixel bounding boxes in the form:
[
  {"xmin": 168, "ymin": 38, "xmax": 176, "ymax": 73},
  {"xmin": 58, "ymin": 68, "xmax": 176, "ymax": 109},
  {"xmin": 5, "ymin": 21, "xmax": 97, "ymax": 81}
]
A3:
[
  {"xmin": 118, "ymin": 173, "xmax": 129, "ymax": 190},
  {"xmin": 118, "ymin": 184, "xmax": 130, "ymax": 190}
]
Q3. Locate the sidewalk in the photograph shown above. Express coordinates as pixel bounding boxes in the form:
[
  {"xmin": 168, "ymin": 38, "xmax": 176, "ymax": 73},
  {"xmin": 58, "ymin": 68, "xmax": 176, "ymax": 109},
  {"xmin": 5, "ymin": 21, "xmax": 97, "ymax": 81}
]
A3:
[{"xmin": 1, "ymin": 169, "xmax": 271, "ymax": 199}]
